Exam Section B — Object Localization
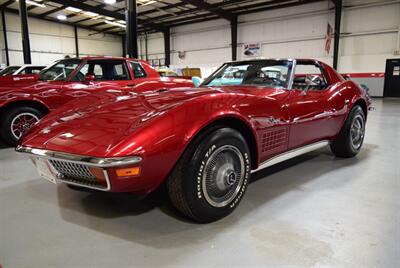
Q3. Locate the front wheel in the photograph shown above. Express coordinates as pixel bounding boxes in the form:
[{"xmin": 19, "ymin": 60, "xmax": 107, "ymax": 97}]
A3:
[
  {"xmin": 330, "ymin": 105, "xmax": 366, "ymax": 158},
  {"xmin": 0, "ymin": 106, "xmax": 44, "ymax": 146},
  {"xmin": 167, "ymin": 128, "xmax": 251, "ymax": 223}
]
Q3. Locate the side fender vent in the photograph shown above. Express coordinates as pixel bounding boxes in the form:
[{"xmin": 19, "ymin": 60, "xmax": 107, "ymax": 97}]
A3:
[{"xmin": 260, "ymin": 127, "xmax": 288, "ymax": 154}]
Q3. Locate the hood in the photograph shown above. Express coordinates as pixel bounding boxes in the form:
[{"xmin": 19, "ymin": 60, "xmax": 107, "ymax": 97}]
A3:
[
  {"xmin": 21, "ymin": 86, "xmax": 278, "ymax": 156},
  {"xmin": 21, "ymin": 87, "xmax": 217, "ymax": 156}
]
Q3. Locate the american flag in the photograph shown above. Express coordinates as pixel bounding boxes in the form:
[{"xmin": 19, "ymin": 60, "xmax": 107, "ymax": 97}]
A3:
[{"xmin": 325, "ymin": 23, "xmax": 333, "ymax": 54}]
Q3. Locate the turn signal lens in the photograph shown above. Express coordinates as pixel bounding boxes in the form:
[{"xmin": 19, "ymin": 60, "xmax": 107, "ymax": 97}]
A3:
[
  {"xmin": 115, "ymin": 167, "xmax": 141, "ymax": 177},
  {"xmin": 89, "ymin": 167, "xmax": 107, "ymax": 186}
]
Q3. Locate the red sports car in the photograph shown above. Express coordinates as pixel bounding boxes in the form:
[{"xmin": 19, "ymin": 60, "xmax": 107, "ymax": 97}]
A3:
[
  {"xmin": 0, "ymin": 57, "xmax": 193, "ymax": 145},
  {"xmin": 16, "ymin": 59, "xmax": 371, "ymax": 222}
]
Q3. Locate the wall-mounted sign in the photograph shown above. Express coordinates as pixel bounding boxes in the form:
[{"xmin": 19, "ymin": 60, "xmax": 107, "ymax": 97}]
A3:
[
  {"xmin": 178, "ymin": 51, "xmax": 186, "ymax": 60},
  {"xmin": 243, "ymin": 43, "xmax": 262, "ymax": 57}
]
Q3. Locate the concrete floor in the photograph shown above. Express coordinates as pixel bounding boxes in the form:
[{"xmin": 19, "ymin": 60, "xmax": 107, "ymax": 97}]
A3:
[{"xmin": 0, "ymin": 98, "xmax": 399, "ymax": 268}]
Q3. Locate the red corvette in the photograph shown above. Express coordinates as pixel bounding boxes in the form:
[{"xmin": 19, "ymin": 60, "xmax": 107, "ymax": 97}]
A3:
[
  {"xmin": 0, "ymin": 57, "xmax": 193, "ymax": 145},
  {"xmin": 16, "ymin": 59, "xmax": 371, "ymax": 222}
]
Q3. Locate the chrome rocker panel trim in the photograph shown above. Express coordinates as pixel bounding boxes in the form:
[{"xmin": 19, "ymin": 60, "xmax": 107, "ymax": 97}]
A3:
[
  {"xmin": 252, "ymin": 141, "xmax": 330, "ymax": 173},
  {"xmin": 15, "ymin": 146, "xmax": 142, "ymax": 167}
]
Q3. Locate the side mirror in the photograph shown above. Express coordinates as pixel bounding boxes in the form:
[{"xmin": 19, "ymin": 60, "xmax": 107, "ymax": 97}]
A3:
[{"xmin": 84, "ymin": 74, "xmax": 95, "ymax": 83}]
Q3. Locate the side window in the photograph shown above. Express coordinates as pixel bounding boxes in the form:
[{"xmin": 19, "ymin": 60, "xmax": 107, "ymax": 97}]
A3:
[
  {"xmin": 93, "ymin": 65, "xmax": 104, "ymax": 79},
  {"xmin": 130, "ymin": 62, "xmax": 147, "ymax": 78},
  {"xmin": 73, "ymin": 61, "xmax": 130, "ymax": 81},
  {"xmin": 293, "ymin": 63, "xmax": 328, "ymax": 91},
  {"xmin": 113, "ymin": 63, "xmax": 130, "ymax": 80}
]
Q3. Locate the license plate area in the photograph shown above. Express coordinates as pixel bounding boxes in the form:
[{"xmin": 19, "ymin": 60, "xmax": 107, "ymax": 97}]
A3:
[{"xmin": 33, "ymin": 157, "xmax": 58, "ymax": 184}]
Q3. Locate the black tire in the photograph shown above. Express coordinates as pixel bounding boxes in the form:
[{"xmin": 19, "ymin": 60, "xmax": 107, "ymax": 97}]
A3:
[
  {"xmin": 0, "ymin": 106, "xmax": 44, "ymax": 146},
  {"xmin": 330, "ymin": 105, "xmax": 366, "ymax": 158},
  {"xmin": 167, "ymin": 127, "xmax": 251, "ymax": 223}
]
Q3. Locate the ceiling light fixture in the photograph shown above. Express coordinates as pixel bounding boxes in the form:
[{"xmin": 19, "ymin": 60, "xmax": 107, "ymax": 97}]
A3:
[
  {"xmin": 84, "ymin": 11, "xmax": 99, "ymax": 17},
  {"xmin": 105, "ymin": 20, "xmax": 126, "ymax": 28},
  {"xmin": 104, "ymin": 0, "xmax": 117, "ymax": 4},
  {"xmin": 139, "ymin": 0, "xmax": 156, "ymax": 6},
  {"xmin": 65, "ymin": 7, "xmax": 82, "ymax": 13},
  {"xmin": 17, "ymin": 0, "xmax": 46, "ymax": 8},
  {"xmin": 57, "ymin": 14, "xmax": 67, "ymax": 20}
]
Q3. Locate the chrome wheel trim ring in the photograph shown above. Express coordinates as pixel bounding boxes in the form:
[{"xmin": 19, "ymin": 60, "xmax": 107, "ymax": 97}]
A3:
[
  {"xmin": 10, "ymin": 112, "xmax": 40, "ymax": 140},
  {"xmin": 202, "ymin": 145, "xmax": 245, "ymax": 208},
  {"xmin": 350, "ymin": 114, "xmax": 365, "ymax": 150}
]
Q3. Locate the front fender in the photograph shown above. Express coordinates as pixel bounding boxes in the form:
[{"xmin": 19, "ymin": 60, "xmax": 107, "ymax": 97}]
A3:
[{"xmin": 106, "ymin": 94, "xmax": 258, "ymax": 193}]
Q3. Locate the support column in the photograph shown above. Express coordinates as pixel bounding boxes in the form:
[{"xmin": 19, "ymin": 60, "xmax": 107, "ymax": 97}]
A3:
[
  {"xmin": 122, "ymin": 35, "xmax": 126, "ymax": 57},
  {"xmin": 125, "ymin": 0, "xmax": 138, "ymax": 58},
  {"xmin": 333, "ymin": 0, "xmax": 342, "ymax": 70},
  {"xmin": 231, "ymin": 16, "xmax": 238, "ymax": 61},
  {"xmin": 74, "ymin": 26, "xmax": 79, "ymax": 58},
  {"xmin": 145, "ymin": 33, "xmax": 148, "ymax": 61},
  {"xmin": 1, "ymin": 9, "xmax": 10, "ymax": 66},
  {"xmin": 18, "ymin": 0, "xmax": 31, "ymax": 64},
  {"xmin": 164, "ymin": 28, "xmax": 170, "ymax": 67}
]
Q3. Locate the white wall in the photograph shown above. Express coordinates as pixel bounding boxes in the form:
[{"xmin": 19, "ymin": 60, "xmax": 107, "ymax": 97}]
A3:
[
  {"xmin": 339, "ymin": 0, "xmax": 400, "ymax": 72},
  {"xmin": 0, "ymin": 12, "xmax": 123, "ymax": 67},
  {"xmin": 157, "ymin": 0, "xmax": 399, "ymax": 77},
  {"xmin": 1, "ymin": 0, "xmax": 399, "ymax": 76}
]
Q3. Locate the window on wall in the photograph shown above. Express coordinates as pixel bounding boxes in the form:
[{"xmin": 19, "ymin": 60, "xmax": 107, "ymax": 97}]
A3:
[{"xmin": 130, "ymin": 62, "xmax": 147, "ymax": 78}]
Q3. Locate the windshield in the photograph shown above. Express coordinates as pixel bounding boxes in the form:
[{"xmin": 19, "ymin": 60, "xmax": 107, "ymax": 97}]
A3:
[
  {"xmin": 0, "ymin": 66, "xmax": 21, "ymax": 76},
  {"xmin": 39, "ymin": 59, "xmax": 81, "ymax": 81},
  {"xmin": 203, "ymin": 60, "xmax": 293, "ymax": 88}
]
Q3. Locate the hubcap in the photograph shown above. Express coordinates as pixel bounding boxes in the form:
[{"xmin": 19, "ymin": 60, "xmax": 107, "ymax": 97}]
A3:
[
  {"xmin": 10, "ymin": 112, "xmax": 40, "ymax": 140},
  {"xmin": 202, "ymin": 145, "xmax": 245, "ymax": 208},
  {"xmin": 350, "ymin": 114, "xmax": 365, "ymax": 150}
]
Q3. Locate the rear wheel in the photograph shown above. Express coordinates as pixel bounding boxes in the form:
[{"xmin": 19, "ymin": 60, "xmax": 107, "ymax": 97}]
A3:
[
  {"xmin": 330, "ymin": 105, "xmax": 366, "ymax": 158},
  {"xmin": 167, "ymin": 128, "xmax": 251, "ymax": 223},
  {"xmin": 0, "ymin": 106, "xmax": 44, "ymax": 146}
]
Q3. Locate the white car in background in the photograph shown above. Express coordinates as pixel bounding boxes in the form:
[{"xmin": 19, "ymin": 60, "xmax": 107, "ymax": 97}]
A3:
[{"xmin": 0, "ymin": 65, "xmax": 46, "ymax": 76}]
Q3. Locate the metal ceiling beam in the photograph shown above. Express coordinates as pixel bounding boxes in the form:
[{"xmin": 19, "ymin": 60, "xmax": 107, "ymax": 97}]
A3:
[
  {"xmin": 234, "ymin": 0, "xmax": 325, "ymax": 15},
  {"xmin": 0, "ymin": 0, "xmax": 14, "ymax": 9},
  {"xmin": 3, "ymin": 7, "xmax": 123, "ymax": 36},
  {"xmin": 179, "ymin": 0, "xmax": 235, "ymax": 21},
  {"xmin": 39, "ymin": 6, "xmax": 66, "ymax": 18},
  {"xmin": 48, "ymin": 0, "xmax": 166, "ymax": 32}
]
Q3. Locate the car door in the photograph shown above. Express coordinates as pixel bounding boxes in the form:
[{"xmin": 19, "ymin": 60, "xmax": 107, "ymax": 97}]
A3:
[
  {"xmin": 61, "ymin": 60, "xmax": 134, "ymax": 100},
  {"xmin": 288, "ymin": 60, "xmax": 339, "ymax": 149}
]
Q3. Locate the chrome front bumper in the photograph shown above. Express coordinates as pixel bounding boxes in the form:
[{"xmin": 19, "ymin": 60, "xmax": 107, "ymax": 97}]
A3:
[{"xmin": 15, "ymin": 146, "xmax": 142, "ymax": 191}]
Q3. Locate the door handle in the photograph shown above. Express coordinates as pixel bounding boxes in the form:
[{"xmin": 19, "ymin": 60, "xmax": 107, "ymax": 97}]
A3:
[{"xmin": 127, "ymin": 83, "xmax": 136, "ymax": 87}]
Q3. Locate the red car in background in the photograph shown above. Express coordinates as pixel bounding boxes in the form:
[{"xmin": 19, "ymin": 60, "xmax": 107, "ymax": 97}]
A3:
[
  {"xmin": 0, "ymin": 57, "xmax": 193, "ymax": 145},
  {"xmin": 17, "ymin": 59, "xmax": 371, "ymax": 222}
]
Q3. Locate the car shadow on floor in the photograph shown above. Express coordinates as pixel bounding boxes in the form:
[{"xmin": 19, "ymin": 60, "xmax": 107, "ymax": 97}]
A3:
[
  {"xmin": 52, "ymin": 145, "xmax": 375, "ymax": 247},
  {"xmin": 0, "ymin": 140, "xmax": 9, "ymax": 149}
]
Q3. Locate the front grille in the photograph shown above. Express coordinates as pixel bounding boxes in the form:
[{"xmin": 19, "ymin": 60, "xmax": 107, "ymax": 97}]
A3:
[{"xmin": 48, "ymin": 160, "xmax": 107, "ymax": 189}]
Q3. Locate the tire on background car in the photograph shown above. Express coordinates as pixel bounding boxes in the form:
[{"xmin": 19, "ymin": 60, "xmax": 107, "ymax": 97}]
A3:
[
  {"xmin": 330, "ymin": 105, "xmax": 366, "ymax": 158},
  {"xmin": 0, "ymin": 106, "xmax": 44, "ymax": 146},
  {"xmin": 167, "ymin": 127, "xmax": 251, "ymax": 223}
]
